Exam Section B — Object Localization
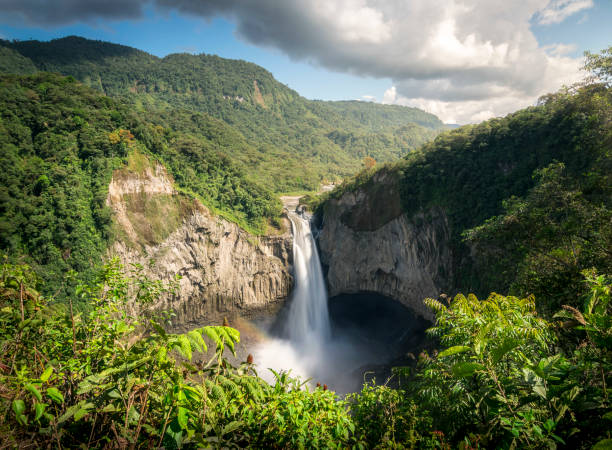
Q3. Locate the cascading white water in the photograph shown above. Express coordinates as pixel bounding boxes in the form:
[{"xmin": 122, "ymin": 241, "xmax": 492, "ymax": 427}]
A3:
[
  {"xmin": 253, "ymin": 204, "xmax": 375, "ymax": 392},
  {"xmin": 285, "ymin": 210, "xmax": 331, "ymax": 347}
]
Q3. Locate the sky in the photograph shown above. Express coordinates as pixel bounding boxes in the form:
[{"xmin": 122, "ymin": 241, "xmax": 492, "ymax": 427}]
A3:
[{"xmin": 0, "ymin": 0, "xmax": 610, "ymax": 124}]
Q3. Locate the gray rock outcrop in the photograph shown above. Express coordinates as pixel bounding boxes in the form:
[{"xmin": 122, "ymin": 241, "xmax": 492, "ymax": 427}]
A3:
[
  {"xmin": 107, "ymin": 161, "xmax": 293, "ymax": 327},
  {"xmin": 318, "ymin": 172, "xmax": 452, "ymax": 320}
]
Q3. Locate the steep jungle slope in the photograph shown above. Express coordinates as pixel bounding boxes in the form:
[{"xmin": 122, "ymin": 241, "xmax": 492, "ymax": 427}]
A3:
[
  {"xmin": 318, "ymin": 81, "xmax": 611, "ymax": 313},
  {"xmin": 0, "ymin": 36, "xmax": 444, "ymax": 192},
  {"xmin": 0, "ymin": 73, "xmax": 284, "ymax": 295}
]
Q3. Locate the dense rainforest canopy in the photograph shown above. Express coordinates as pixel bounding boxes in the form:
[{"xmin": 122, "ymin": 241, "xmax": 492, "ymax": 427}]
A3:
[
  {"xmin": 0, "ymin": 73, "xmax": 282, "ymax": 294},
  {"xmin": 0, "ymin": 36, "xmax": 445, "ymax": 295},
  {"xmin": 0, "ymin": 36, "xmax": 443, "ymax": 193}
]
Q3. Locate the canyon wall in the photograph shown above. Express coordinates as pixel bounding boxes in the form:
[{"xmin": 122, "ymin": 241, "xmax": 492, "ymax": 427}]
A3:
[
  {"xmin": 107, "ymin": 159, "xmax": 293, "ymax": 328},
  {"xmin": 318, "ymin": 171, "xmax": 452, "ymax": 321}
]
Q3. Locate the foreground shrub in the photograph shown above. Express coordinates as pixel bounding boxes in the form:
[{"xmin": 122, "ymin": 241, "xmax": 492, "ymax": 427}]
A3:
[{"xmin": 0, "ymin": 259, "xmax": 354, "ymax": 448}]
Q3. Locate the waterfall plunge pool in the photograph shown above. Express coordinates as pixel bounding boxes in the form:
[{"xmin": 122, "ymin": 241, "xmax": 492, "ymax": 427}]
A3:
[{"xmin": 251, "ymin": 292, "xmax": 431, "ymax": 395}]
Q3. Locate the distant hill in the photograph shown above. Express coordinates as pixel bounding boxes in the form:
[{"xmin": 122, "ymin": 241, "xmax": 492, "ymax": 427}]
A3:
[{"xmin": 0, "ymin": 36, "xmax": 444, "ymax": 192}]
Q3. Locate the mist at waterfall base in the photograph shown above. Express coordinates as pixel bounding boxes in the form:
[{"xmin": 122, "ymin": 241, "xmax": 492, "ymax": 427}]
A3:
[{"xmin": 252, "ymin": 212, "xmax": 428, "ymax": 395}]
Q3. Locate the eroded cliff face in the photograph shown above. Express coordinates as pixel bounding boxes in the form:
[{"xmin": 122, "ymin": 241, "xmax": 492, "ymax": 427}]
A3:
[
  {"xmin": 106, "ymin": 158, "xmax": 293, "ymax": 327},
  {"xmin": 318, "ymin": 171, "xmax": 452, "ymax": 321}
]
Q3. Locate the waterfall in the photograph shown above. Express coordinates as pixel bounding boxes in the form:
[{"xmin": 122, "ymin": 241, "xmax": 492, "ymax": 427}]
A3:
[
  {"xmin": 285, "ymin": 211, "xmax": 331, "ymax": 347},
  {"xmin": 253, "ymin": 205, "xmax": 340, "ymax": 389}
]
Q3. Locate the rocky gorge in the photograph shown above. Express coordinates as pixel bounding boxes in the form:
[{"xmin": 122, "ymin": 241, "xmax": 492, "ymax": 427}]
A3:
[
  {"xmin": 106, "ymin": 156, "xmax": 293, "ymax": 328},
  {"xmin": 104, "ymin": 153, "xmax": 449, "ymax": 332}
]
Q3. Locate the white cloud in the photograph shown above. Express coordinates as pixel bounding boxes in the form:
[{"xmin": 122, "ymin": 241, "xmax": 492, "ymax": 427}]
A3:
[
  {"xmin": 313, "ymin": 0, "xmax": 391, "ymax": 44},
  {"xmin": 382, "ymin": 86, "xmax": 397, "ymax": 104},
  {"xmin": 158, "ymin": 0, "xmax": 586, "ymax": 123},
  {"xmin": 384, "ymin": 48, "xmax": 581, "ymax": 124},
  {"xmin": 361, "ymin": 95, "xmax": 376, "ymax": 101},
  {"xmin": 543, "ymin": 43, "xmax": 578, "ymax": 57},
  {"xmin": 384, "ymin": 89, "xmax": 534, "ymax": 124},
  {"xmin": 536, "ymin": 0, "xmax": 594, "ymax": 25}
]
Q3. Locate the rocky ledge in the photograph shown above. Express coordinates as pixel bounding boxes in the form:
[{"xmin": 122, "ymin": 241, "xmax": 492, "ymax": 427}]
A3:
[{"xmin": 106, "ymin": 159, "xmax": 293, "ymax": 327}]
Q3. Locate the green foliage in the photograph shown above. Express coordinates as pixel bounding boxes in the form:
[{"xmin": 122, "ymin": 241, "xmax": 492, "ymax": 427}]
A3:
[
  {"xmin": 0, "ymin": 260, "xmax": 355, "ymax": 448},
  {"xmin": 0, "ymin": 73, "xmax": 283, "ymax": 294},
  {"xmin": 409, "ymin": 280, "xmax": 612, "ymax": 449},
  {"xmin": 584, "ymin": 45, "xmax": 612, "ymax": 86},
  {"xmin": 348, "ymin": 383, "xmax": 437, "ymax": 449},
  {"xmin": 465, "ymin": 162, "xmax": 612, "ymax": 312},
  {"xmin": 0, "ymin": 72, "xmax": 123, "ymax": 294},
  {"xmin": 323, "ymin": 63, "xmax": 611, "ymax": 306},
  {"xmin": 0, "ymin": 254, "xmax": 610, "ymax": 449},
  {"xmin": 0, "ymin": 36, "xmax": 442, "ymax": 193}
]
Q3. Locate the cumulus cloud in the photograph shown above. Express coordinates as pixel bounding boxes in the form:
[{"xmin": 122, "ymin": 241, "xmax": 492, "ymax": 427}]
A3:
[
  {"xmin": 536, "ymin": 0, "xmax": 594, "ymax": 25},
  {"xmin": 0, "ymin": 0, "xmax": 592, "ymax": 123}
]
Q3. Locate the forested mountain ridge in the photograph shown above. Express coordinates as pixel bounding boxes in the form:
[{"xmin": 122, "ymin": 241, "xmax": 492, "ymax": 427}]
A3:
[
  {"xmin": 318, "ymin": 69, "xmax": 612, "ymax": 314},
  {"xmin": 0, "ymin": 36, "xmax": 442, "ymax": 298},
  {"xmin": 0, "ymin": 36, "xmax": 444, "ymax": 192}
]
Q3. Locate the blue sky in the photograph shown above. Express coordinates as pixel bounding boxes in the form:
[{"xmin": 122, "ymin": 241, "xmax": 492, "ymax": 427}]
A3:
[{"xmin": 0, "ymin": 0, "xmax": 610, "ymax": 124}]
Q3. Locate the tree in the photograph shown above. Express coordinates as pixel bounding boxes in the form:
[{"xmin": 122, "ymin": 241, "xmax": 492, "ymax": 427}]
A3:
[
  {"xmin": 363, "ymin": 156, "xmax": 376, "ymax": 169},
  {"xmin": 584, "ymin": 46, "xmax": 612, "ymax": 86}
]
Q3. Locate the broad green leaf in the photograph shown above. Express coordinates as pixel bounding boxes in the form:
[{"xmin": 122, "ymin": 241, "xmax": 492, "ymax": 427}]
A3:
[
  {"xmin": 25, "ymin": 383, "xmax": 42, "ymax": 402},
  {"xmin": 57, "ymin": 403, "xmax": 81, "ymax": 425},
  {"xmin": 203, "ymin": 327, "xmax": 221, "ymax": 349},
  {"xmin": 473, "ymin": 323, "xmax": 491, "ymax": 356},
  {"xmin": 177, "ymin": 406, "xmax": 188, "ymax": 429},
  {"xmin": 438, "ymin": 345, "xmax": 470, "ymax": 357},
  {"xmin": 40, "ymin": 366, "xmax": 53, "ymax": 382},
  {"xmin": 523, "ymin": 368, "xmax": 547, "ymax": 399},
  {"xmin": 451, "ymin": 362, "xmax": 484, "ymax": 378},
  {"xmin": 12, "ymin": 399, "xmax": 25, "ymax": 417},
  {"xmin": 174, "ymin": 334, "xmax": 192, "ymax": 361},
  {"xmin": 107, "ymin": 388, "xmax": 122, "ymax": 399},
  {"xmin": 532, "ymin": 383, "xmax": 547, "ymax": 399},
  {"xmin": 74, "ymin": 403, "xmax": 94, "ymax": 421},
  {"xmin": 101, "ymin": 404, "xmax": 118, "ymax": 413},
  {"xmin": 491, "ymin": 338, "xmax": 519, "ymax": 364},
  {"xmin": 222, "ymin": 326, "xmax": 240, "ymax": 344},
  {"xmin": 164, "ymin": 418, "xmax": 184, "ymax": 449},
  {"xmin": 77, "ymin": 380, "xmax": 95, "ymax": 395},
  {"xmin": 34, "ymin": 402, "xmax": 46, "ymax": 421},
  {"xmin": 16, "ymin": 414, "xmax": 28, "ymax": 426},
  {"xmin": 46, "ymin": 387, "xmax": 64, "ymax": 404},
  {"xmin": 222, "ymin": 421, "xmax": 243, "ymax": 436},
  {"xmin": 187, "ymin": 329, "xmax": 207, "ymax": 353}
]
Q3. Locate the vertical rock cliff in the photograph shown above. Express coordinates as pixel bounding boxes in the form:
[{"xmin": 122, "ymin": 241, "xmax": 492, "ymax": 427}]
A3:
[
  {"xmin": 318, "ymin": 170, "xmax": 452, "ymax": 320},
  {"xmin": 106, "ymin": 156, "xmax": 293, "ymax": 327}
]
